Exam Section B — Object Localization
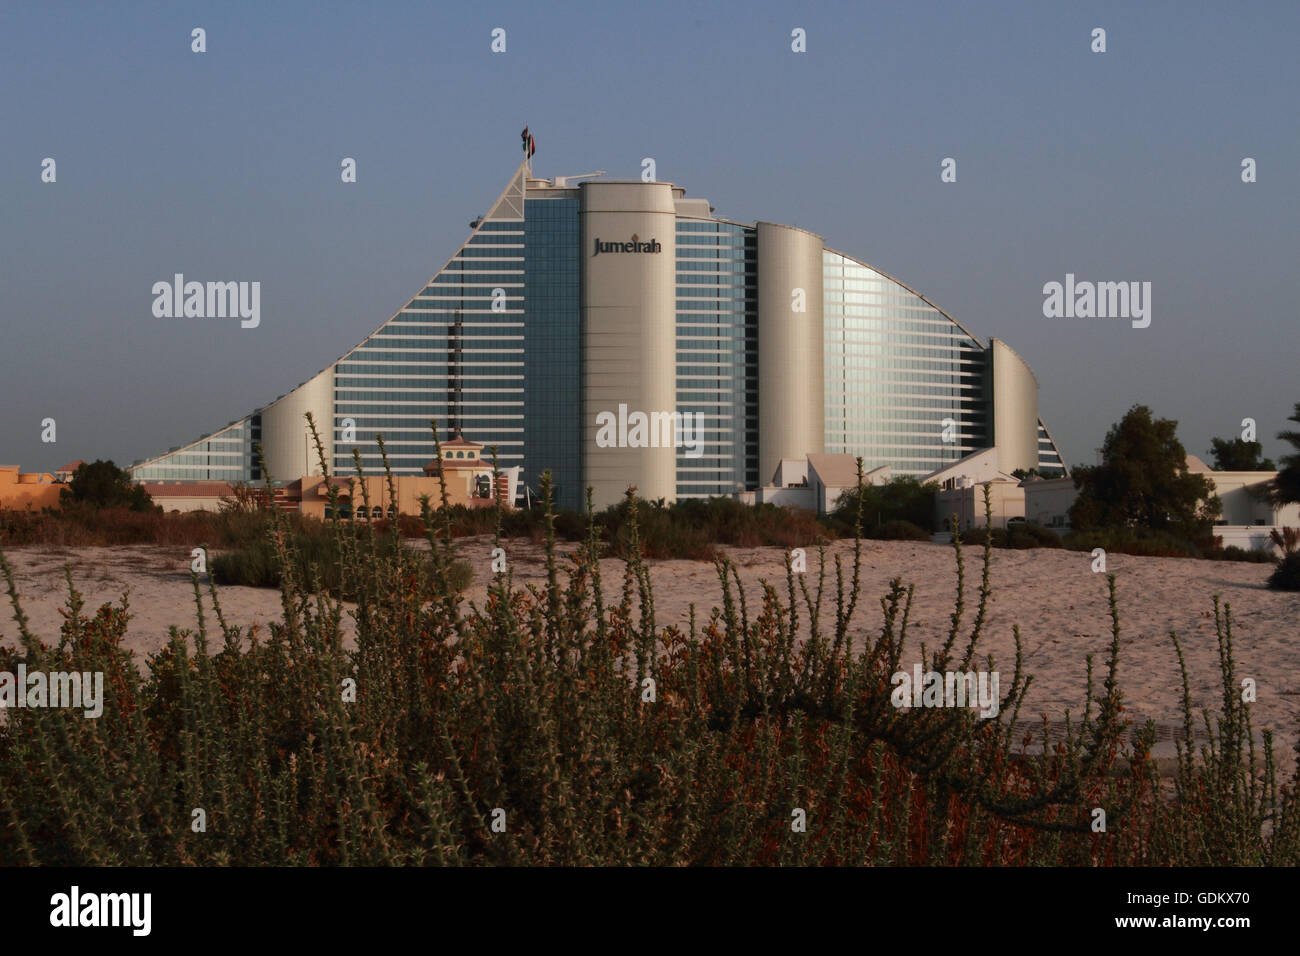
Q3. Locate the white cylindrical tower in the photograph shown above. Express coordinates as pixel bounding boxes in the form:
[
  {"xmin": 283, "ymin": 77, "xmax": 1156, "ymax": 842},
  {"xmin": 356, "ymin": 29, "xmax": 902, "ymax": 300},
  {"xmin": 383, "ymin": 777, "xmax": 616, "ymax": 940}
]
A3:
[
  {"xmin": 756, "ymin": 221, "xmax": 825, "ymax": 483},
  {"xmin": 580, "ymin": 181, "xmax": 678, "ymax": 509}
]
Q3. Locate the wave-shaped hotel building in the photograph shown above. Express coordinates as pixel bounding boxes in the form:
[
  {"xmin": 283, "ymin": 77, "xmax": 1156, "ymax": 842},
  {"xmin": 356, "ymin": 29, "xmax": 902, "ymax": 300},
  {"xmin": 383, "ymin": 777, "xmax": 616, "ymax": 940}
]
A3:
[{"xmin": 130, "ymin": 153, "xmax": 1067, "ymax": 512}]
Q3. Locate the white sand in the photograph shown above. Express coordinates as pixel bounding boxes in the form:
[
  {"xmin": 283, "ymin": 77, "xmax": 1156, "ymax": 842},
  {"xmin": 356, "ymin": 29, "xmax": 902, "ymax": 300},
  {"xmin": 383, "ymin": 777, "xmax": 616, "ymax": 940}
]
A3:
[{"xmin": 2, "ymin": 538, "xmax": 1296, "ymax": 753}]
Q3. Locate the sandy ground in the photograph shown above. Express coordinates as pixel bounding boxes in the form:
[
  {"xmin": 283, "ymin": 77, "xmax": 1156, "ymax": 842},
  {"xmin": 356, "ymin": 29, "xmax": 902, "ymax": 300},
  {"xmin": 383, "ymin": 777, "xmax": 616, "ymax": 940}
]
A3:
[{"xmin": 2, "ymin": 538, "xmax": 1297, "ymax": 756}]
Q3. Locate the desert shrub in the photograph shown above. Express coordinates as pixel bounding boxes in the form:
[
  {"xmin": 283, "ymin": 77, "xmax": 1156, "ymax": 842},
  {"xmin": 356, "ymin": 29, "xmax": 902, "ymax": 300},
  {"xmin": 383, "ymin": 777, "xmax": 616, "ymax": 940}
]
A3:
[
  {"xmin": 955, "ymin": 523, "xmax": 1064, "ymax": 550},
  {"xmin": 0, "ymin": 504, "xmax": 291, "ymax": 549},
  {"xmin": 1269, "ymin": 527, "xmax": 1299, "ymax": 556},
  {"xmin": 1063, "ymin": 526, "xmax": 1288, "ymax": 563},
  {"xmin": 602, "ymin": 499, "xmax": 716, "ymax": 560},
  {"xmin": 1, "ymin": 440, "xmax": 1296, "ymax": 867},
  {"xmin": 597, "ymin": 495, "xmax": 829, "ymax": 560},
  {"xmin": 1064, "ymin": 527, "xmax": 1204, "ymax": 559},
  {"xmin": 954, "ymin": 525, "xmax": 1003, "ymax": 547},
  {"xmin": 378, "ymin": 492, "xmax": 826, "ymax": 559},
  {"xmin": 950, "ymin": 523, "xmax": 1270, "ymax": 562},
  {"xmin": 549, "ymin": 508, "xmax": 589, "ymax": 542},
  {"xmin": 866, "ymin": 520, "xmax": 931, "ymax": 541},
  {"xmin": 218, "ymin": 482, "xmax": 270, "ymax": 514},
  {"xmin": 1214, "ymin": 545, "xmax": 1278, "ymax": 564},
  {"xmin": 831, "ymin": 475, "xmax": 937, "ymax": 533},
  {"xmin": 443, "ymin": 557, "xmax": 474, "ymax": 592},
  {"xmin": 1268, "ymin": 553, "xmax": 1300, "ymax": 590},
  {"xmin": 1011, "ymin": 522, "xmax": 1065, "ymax": 548},
  {"xmin": 210, "ymin": 527, "xmax": 471, "ymax": 597}
]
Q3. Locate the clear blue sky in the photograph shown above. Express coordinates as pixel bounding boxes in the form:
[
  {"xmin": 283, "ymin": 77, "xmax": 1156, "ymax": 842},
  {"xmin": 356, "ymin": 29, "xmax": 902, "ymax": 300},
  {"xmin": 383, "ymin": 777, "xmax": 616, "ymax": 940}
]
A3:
[{"xmin": 2, "ymin": 0, "xmax": 1297, "ymax": 473}]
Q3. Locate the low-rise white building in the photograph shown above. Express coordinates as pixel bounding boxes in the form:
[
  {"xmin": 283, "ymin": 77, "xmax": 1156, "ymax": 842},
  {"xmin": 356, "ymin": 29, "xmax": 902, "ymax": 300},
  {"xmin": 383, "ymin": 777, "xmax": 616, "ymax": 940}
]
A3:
[
  {"xmin": 1022, "ymin": 476, "xmax": 1077, "ymax": 529},
  {"xmin": 745, "ymin": 453, "xmax": 889, "ymax": 514},
  {"xmin": 1187, "ymin": 455, "xmax": 1299, "ymax": 551},
  {"xmin": 1008, "ymin": 454, "xmax": 1299, "ymax": 552},
  {"xmin": 928, "ymin": 448, "xmax": 1026, "ymax": 531}
]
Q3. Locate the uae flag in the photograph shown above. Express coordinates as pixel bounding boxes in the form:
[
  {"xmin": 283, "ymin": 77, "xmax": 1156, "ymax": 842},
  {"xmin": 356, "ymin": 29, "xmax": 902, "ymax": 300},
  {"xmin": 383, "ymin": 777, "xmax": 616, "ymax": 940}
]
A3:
[{"xmin": 521, "ymin": 127, "xmax": 536, "ymax": 158}]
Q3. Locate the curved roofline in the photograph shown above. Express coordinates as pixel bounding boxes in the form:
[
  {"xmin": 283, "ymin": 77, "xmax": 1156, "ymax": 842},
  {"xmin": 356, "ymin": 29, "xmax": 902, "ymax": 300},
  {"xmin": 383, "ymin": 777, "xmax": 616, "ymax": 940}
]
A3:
[
  {"xmin": 135, "ymin": 159, "xmax": 532, "ymax": 473},
  {"xmin": 135, "ymin": 165, "xmax": 1034, "ymax": 476},
  {"xmin": 676, "ymin": 218, "xmax": 989, "ymax": 350},
  {"xmin": 583, "ymin": 179, "xmax": 679, "ymax": 187},
  {"xmin": 823, "ymin": 245, "xmax": 988, "ymax": 349},
  {"xmin": 130, "ymin": 416, "xmax": 249, "ymax": 471},
  {"xmin": 233, "ymin": 159, "xmax": 533, "ymax": 427},
  {"xmin": 755, "ymin": 220, "xmax": 825, "ymax": 242},
  {"xmin": 988, "ymin": 336, "xmax": 1041, "ymax": 390}
]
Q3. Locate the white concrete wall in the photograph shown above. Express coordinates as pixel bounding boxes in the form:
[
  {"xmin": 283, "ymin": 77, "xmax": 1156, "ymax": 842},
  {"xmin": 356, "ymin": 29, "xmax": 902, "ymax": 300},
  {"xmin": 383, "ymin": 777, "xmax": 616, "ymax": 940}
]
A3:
[
  {"xmin": 937, "ymin": 481, "xmax": 1025, "ymax": 531},
  {"xmin": 260, "ymin": 367, "xmax": 334, "ymax": 481},
  {"xmin": 772, "ymin": 458, "xmax": 809, "ymax": 487},
  {"xmin": 149, "ymin": 495, "xmax": 230, "ymax": 513},
  {"xmin": 926, "ymin": 447, "xmax": 1001, "ymax": 488},
  {"xmin": 1214, "ymin": 527, "xmax": 1289, "ymax": 553},
  {"xmin": 1023, "ymin": 476, "xmax": 1078, "ymax": 528},
  {"xmin": 581, "ymin": 181, "xmax": 679, "ymax": 509},
  {"xmin": 757, "ymin": 486, "xmax": 817, "ymax": 510},
  {"xmin": 1207, "ymin": 472, "xmax": 1293, "ymax": 525},
  {"xmin": 819, "ymin": 484, "xmax": 858, "ymax": 514}
]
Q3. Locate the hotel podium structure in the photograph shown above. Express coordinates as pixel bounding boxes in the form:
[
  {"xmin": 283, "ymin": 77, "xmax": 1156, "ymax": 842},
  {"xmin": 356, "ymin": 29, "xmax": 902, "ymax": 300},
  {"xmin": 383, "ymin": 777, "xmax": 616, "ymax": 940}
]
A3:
[{"xmin": 131, "ymin": 156, "xmax": 1067, "ymax": 512}]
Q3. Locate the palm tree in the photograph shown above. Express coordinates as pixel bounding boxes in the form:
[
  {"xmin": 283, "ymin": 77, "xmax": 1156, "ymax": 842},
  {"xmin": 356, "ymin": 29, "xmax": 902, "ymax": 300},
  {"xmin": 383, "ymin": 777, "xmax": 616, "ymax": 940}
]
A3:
[
  {"xmin": 1273, "ymin": 402, "xmax": 1300, "ymax": 505},
  {"xmin": 1269, "ymin": 527, "xmax": 1299, "ymax": 555}
]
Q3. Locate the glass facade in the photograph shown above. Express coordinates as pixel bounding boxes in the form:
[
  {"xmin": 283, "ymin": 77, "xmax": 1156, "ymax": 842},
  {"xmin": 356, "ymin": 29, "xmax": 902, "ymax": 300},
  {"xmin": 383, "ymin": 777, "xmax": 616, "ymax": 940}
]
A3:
[
  {"xmin": 1036, "ymin": 420, "xmax": 1067, "ymax": 476},
  {"xmin": 523, "ymin": 196, "xmax": 582, "ymax": 510},
  {"xmin": 129, "ymin": 162, "xmax": 1065, "ymax": 499},
  {"xmin": 130, "ymin": 415, "xmax": 260, "ymax": 482},
  {"xmin": 675, "ymin": 220, "xmax": 757, "ymax": 497},
  {"xmin": 822, "ymin": 250, "xmax": 989, "ymax": 475},
  {"xmin": 333, "ymin": 218, "xmax": 526, "ymax": 476}
]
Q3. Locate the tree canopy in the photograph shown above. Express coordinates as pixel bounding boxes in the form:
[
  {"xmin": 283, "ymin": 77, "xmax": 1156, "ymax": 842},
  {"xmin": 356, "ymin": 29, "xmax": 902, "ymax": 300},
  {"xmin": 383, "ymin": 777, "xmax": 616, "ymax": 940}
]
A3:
[
  {"xmin": 1208, "ymin": 436, "xmax": 1274, "ymax": 471},
  {"xmin": 1272, "ymin": 402, "xmax": 1300, "ymax": 505},
  {"xmin": 61, "ymin": 460, "xmax": 156, "ymax": 512},
  {"xmin": 1068, "ymin": 404, "xmax": 1219, "ymax": 534},
  {"xmin": 834, "ymin": 475, "xmax": 938, "ymax": 531}
]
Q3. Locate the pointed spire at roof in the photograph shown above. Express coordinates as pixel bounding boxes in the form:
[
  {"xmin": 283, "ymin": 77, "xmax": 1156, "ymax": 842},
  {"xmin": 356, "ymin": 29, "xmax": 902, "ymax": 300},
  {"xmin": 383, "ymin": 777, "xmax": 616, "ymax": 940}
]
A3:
[{"xmin": 482, "ymin": 161, "xmax": 527, "ymax": 222}]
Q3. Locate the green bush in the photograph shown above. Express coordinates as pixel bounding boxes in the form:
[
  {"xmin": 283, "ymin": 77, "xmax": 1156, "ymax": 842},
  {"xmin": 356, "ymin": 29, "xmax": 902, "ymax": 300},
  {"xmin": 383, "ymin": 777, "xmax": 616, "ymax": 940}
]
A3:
[
  {"xmin": 211, "ymin": 527, "xmax": 471, "ymax": 597},
  {"xmin": 952, "ymin": 523, "xmax": 1062, "ymax": 550},
  {"xmin": 950, "ymin": 523, "xmax": 1270, "ymax": 562},
  {"xmin": 1064, "ymin": 527, "xmax": 1204, "ymax": 559},
  {"xmin": 1003, "ymin": 522, "xmax": 1064, "ymax": 549},
  {"xmin": 1268, "ymin": 552, "xmax": 1300, "ymax": 590},
  {"xmin": 61, "ymin": 460, "xmax": 156, "ymax": 513},
  {"xmin": 866, "ymin": 520, "xmax": 931, "ymax": 541},
  {"xmin": 831, "ymin": 475, "xmax": 937, "ymax": 533},
  {"xmin": 597, "ymin": 495, "xmax": 829, "ymax": 560},
  {"xmin": 1216, "ymin": 545, "xmax": 1278, "ymax": 564},
  {"xmin": 954, "ymin": 523, "xmax": 1063, "ymax": 550},
  {"xmin": 0, "ymin": 504, "xmax": 295, "ymax": 548}
]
